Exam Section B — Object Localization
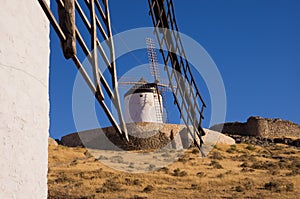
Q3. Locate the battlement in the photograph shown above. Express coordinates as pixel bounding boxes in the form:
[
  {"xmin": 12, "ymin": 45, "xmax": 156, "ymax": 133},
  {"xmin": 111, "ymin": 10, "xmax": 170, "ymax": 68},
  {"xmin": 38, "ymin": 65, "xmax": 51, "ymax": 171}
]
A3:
[{"xmin": 210, "ymin": 116, "xmax": 300, "ymax": 138}]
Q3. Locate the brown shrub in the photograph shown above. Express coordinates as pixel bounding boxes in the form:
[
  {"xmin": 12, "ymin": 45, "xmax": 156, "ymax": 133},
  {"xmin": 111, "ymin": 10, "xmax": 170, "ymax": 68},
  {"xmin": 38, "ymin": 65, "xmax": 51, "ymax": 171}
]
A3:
[
  {"xmin": 196, "ymin": 171, "xmax": 205, "ymax": 177},
  {"xmin": 235, "ymin": 185, "xmax": 244, "ymax": 192},
  {"xmin": 226, "ymin": 145, "xmax": 237, "ymax": 154},
  {"xmin": 264, "ymin": 181, "xmax": 294, "ymax": 193},
  {"xmin": 157, "ymin": 167, "xmax": 169, "ymax": 174},
  {"xmin": 246, "ymin": 144, "xmax": 256, "ymax": 151},
  {"xmin": 250, "ymin": 161, "xmax": 278, "ymax": 170},
  {"xmin": 172, "ymin": 168, "xmax": 188, "ymax": 177},
  {"xmin": 209, "ymin": 151, "xmax": 224, "ymax": 160},
  {"xmin": 143, "ymin": 185, "xmax": 154, "ymax": 192},
  {"xmin": 210, "ymin": 160, "xmax": 223, "ymax": 169},
  {"xmin": 96, "ymin": 179, "xmax": 122, "ymax": 193}
]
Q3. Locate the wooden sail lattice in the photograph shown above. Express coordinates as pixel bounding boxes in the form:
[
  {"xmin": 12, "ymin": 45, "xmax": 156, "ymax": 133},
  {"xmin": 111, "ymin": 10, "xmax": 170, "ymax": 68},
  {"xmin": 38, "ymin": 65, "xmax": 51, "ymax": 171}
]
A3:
[
  {"xmin": 38, "ymin": 0, "xmax": 128, "ymax": 140},
  {"xmin": 38, "ymin": 0, "xmax": 207, "ymax": 152},
  {"xmin": 148, "ymin": 0, "xmax": 207, "ymax": 151}
]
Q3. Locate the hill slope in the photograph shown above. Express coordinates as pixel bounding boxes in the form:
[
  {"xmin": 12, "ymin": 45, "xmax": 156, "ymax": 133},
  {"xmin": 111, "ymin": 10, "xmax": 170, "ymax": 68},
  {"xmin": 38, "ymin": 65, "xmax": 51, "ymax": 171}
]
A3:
[{"xmin": 48, "ymin": 140, "xmax": 300, "ymax": 199}]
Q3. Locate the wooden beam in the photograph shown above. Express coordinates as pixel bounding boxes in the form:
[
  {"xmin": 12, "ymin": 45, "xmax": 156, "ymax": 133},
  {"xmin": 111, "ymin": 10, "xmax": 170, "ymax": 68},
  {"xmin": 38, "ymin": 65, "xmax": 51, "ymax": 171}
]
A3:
[{"xmin": 57, "ymin": 0, "xmax": 76, "ymax": 59}]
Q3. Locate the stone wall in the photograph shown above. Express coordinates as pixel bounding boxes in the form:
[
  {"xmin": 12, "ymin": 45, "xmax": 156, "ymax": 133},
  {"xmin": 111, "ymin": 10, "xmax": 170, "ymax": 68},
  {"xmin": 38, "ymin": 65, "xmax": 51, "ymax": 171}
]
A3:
[
  {"xmin": 210, "ymin": 116, "xmax": 300, "ymax": 138},
  {"xmin": 208, "ymin": 122, "xmax": 248, "ymax": 136},
  {"xmin": 61, "ymin": 123, "xmax": 187, "ymax": 150},
  {"xmin": 61, "ymin": 122, "xmax": 235, "ymax": 151}
]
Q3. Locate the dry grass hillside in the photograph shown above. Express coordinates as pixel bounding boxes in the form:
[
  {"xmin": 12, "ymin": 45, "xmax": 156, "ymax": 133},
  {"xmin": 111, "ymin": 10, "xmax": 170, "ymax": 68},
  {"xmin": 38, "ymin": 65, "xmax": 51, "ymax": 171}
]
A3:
[{"xmin": 48, "ymin": 140, "xmax": 300, "ymax": 199}]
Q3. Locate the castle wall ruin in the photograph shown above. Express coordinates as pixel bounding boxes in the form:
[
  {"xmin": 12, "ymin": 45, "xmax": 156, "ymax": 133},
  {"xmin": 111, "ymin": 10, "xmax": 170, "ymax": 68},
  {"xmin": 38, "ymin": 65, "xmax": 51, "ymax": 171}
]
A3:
[{"xmin": 210, "ymin": 116, "xmax": 300, "ymax": 138}]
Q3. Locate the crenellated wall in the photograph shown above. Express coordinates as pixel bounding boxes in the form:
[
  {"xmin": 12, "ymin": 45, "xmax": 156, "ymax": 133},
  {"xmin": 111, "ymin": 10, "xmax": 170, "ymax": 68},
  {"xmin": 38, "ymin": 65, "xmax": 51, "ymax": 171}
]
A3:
[
  {"xmin": 208, "ymin": 122, "xmax": 248, "ymax": 136},
  {"xmin": 210, "ymin": 116, "xmax": 300, "ymax": 138}
]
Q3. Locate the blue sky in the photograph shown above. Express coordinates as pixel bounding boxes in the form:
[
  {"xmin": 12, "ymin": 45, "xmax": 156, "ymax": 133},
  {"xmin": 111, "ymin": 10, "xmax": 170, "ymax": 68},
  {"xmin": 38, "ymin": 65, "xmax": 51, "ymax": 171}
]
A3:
[{"xmin": 49, "ymin": 0, "xmax": 300, "ymax": 139}]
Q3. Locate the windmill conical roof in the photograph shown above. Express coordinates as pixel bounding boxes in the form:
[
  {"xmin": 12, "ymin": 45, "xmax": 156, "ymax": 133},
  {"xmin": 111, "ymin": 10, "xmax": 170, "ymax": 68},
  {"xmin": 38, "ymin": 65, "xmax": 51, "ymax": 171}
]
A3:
[{"xmin": 124, "ymin": 77, "xmax": 158, "ymax": 97}]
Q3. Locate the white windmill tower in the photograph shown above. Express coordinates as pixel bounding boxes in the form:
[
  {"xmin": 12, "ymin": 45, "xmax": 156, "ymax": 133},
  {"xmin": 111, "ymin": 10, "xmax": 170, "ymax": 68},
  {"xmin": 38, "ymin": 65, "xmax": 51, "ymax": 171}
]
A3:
[{"xmin": 123, "ymin": 37, "xmax": 166, "ymax": 124}]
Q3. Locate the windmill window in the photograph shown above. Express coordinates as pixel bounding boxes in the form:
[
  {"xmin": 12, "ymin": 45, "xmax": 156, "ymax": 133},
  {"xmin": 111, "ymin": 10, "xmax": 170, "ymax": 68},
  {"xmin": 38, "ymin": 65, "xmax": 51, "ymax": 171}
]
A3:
[{"xmin": 140, "ymin": 94, "xmax": 143, "ymax": 97}]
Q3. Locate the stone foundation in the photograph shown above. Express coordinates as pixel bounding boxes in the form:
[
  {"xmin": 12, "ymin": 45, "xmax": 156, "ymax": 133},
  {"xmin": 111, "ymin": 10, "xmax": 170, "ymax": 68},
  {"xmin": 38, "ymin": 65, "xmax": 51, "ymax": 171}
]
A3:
[{"xmin": 61, "ymin": 122, "xmax": 235, "ymax": 150}]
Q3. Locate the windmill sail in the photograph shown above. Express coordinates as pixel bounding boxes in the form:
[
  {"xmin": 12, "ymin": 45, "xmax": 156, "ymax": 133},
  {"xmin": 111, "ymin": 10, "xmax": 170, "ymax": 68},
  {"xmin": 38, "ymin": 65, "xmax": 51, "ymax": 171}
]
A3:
[
  {"xmin": 146, "ymin": 37, "xmax": 164, "ymax": 123},
  {"xmin": 146, "ymin": 37, "xmax": 160, "ymax": 83},
  {"xmin": 37, "ymin": 0, "xmax": 128, "ymax": 140},
  {"xmin": 148, "ymin": 0, "xmax": 206, "ymax": 153}
]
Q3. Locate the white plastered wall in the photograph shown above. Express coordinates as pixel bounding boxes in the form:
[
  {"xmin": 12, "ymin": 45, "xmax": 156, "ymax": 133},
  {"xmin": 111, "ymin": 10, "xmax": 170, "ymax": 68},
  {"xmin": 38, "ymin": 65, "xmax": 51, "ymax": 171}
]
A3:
[
  {"xmin": 124, "ymin": 92, "xmax": 163, "ymax": 123},
  {"xmin": 0, "ymin": 0, "xmax": 49, "ymax": 198}
]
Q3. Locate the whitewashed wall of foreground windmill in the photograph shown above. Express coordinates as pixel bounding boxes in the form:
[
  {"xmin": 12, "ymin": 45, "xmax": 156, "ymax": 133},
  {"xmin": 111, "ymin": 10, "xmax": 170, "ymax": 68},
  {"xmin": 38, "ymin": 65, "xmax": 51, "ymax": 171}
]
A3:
[
  {"xmin": 124, "ymin": 91, "xmax": 163, "ymax": 123},
  {"xmin": 0, "ymin": 1, "xmax": 49, "ymax": 198}
]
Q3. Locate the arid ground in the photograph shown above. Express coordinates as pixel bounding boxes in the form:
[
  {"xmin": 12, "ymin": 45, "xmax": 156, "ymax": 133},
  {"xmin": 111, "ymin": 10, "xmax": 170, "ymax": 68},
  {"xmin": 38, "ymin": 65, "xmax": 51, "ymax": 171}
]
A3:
[{"xmin": 48, "ymin": 140, "xmax": 300, "ymax": 199}]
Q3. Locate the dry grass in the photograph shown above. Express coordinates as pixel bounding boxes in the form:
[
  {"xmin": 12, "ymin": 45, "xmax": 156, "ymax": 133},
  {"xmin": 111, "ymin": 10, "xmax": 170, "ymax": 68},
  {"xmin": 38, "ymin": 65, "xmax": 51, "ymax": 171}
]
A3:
[{"xmin": 48, "ymin": 142, "xmax": 300, "ymax": 199}]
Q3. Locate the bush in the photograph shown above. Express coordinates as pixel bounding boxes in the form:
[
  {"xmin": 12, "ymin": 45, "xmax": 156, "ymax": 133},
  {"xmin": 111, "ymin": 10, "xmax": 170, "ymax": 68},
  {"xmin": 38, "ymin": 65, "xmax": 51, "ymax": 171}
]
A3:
[
  {"xmin": 209, "ymin": 151, "xmax": 223, "ymax": 160},
  {"xmin": 250, "ymin": 161, "xmax": 278, "ymax": 170},
  {"xmin": 230, "ymin": 145, "xmax": 237, "ymax": 150},
  {"xmin": 243, "ymin": 178, "xmax": 254, "ymax": 190},
  {"xmin": 97, "ymin": 179, "xmax": 122, "ymax": 193},
  {"xmin": 190, "ymin": 183, "xmax": 202, "ymax": 190},
  {"xmin": 210, "ymin": 160, "xmax": 223, "ymax": 169},
  {"xmin": 286, "ymin": 169, "xmax": 299, "ymax": 176},
  {"xmin": 132, "ymin": 195, "xmax": 148, "ymax": 199},
  {"xmin": 143, "ymin": 185, "xmax": 154, "ymax": 192},
  {"xmin": 191, "ymin": 148, "xmax": 199, "ymax": 154},
  {"xmin": 264, "ymin": 182, "xmax": 280, "ymax": 192},
  {"xmin": 240, "ymin": 162, "xmax": 249, "ymax": 167},
  {"xmin": 216, "ymin": 173, "xmax": 224, "ymax": 178},
  {"xmin": 226, "ymin": 145, "xmax": 237, "ymax": 153},
  {"xmin": 264, "ymin": 181, "xmax": 293, "ymax": 192},
  {"xmin": 125, "ymin": 178, "xmax": 141, "ymax": 186},
  {"xmin": 286, "ymin": 183, "xmax": 294, "ymax": 192},
  {"xmin": 235, "ymin": 186, "xmax": 244, "ymax": 192},
  {"xmin": 241, "ymin": 168, "xmax": 255, "ymax": 172},
  {"xmin": 172, "ymin": 168, "xmax": 187, "ymax": 177},
  {"xmin": 246, "ymin": 144, "xmax": 256, "ymax": 151},
  {"xmin": 196, "ymin": 172, "xmax": 205, "ymax": 177},
  {"xmin": 291, "ymin": 160, "xmax": 300, "ymax": 169},
  {"xmin": 158, "ymin": 167, "xmax": 169, "ymax": 174}
]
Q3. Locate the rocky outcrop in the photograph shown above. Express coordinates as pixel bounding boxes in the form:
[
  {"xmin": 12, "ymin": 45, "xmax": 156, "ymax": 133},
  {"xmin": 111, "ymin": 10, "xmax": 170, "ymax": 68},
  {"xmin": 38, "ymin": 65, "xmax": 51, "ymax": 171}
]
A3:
[
  {"xmin": 210, "ymin": 116, "xmax": 300, "ymax": 138},
  {"xmin": 228, "ymin": 134, "xmax": 300, "ymax": 148},
  {"xmin": 61, "ymin": 122, "xmax": 235, "ymax": 150}
]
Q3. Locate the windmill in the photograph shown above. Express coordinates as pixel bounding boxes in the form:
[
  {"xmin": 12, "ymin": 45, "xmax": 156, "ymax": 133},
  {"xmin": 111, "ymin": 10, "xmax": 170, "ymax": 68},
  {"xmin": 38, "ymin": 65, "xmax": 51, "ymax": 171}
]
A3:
[
  {"xmin": 38, "ymin": 0, "xmax": 206, "ymax": 152},
  {"xmin": 120, "ymin": 37, "xmax": 172, "ymax": 124}
]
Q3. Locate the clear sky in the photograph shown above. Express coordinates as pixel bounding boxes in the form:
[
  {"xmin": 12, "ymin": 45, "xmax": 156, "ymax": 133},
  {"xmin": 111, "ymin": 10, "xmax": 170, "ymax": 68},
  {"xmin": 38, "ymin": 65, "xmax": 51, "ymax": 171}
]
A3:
[{"xmin": 49, "ymin": 0, "xmax": 300, "ymax": 139}]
